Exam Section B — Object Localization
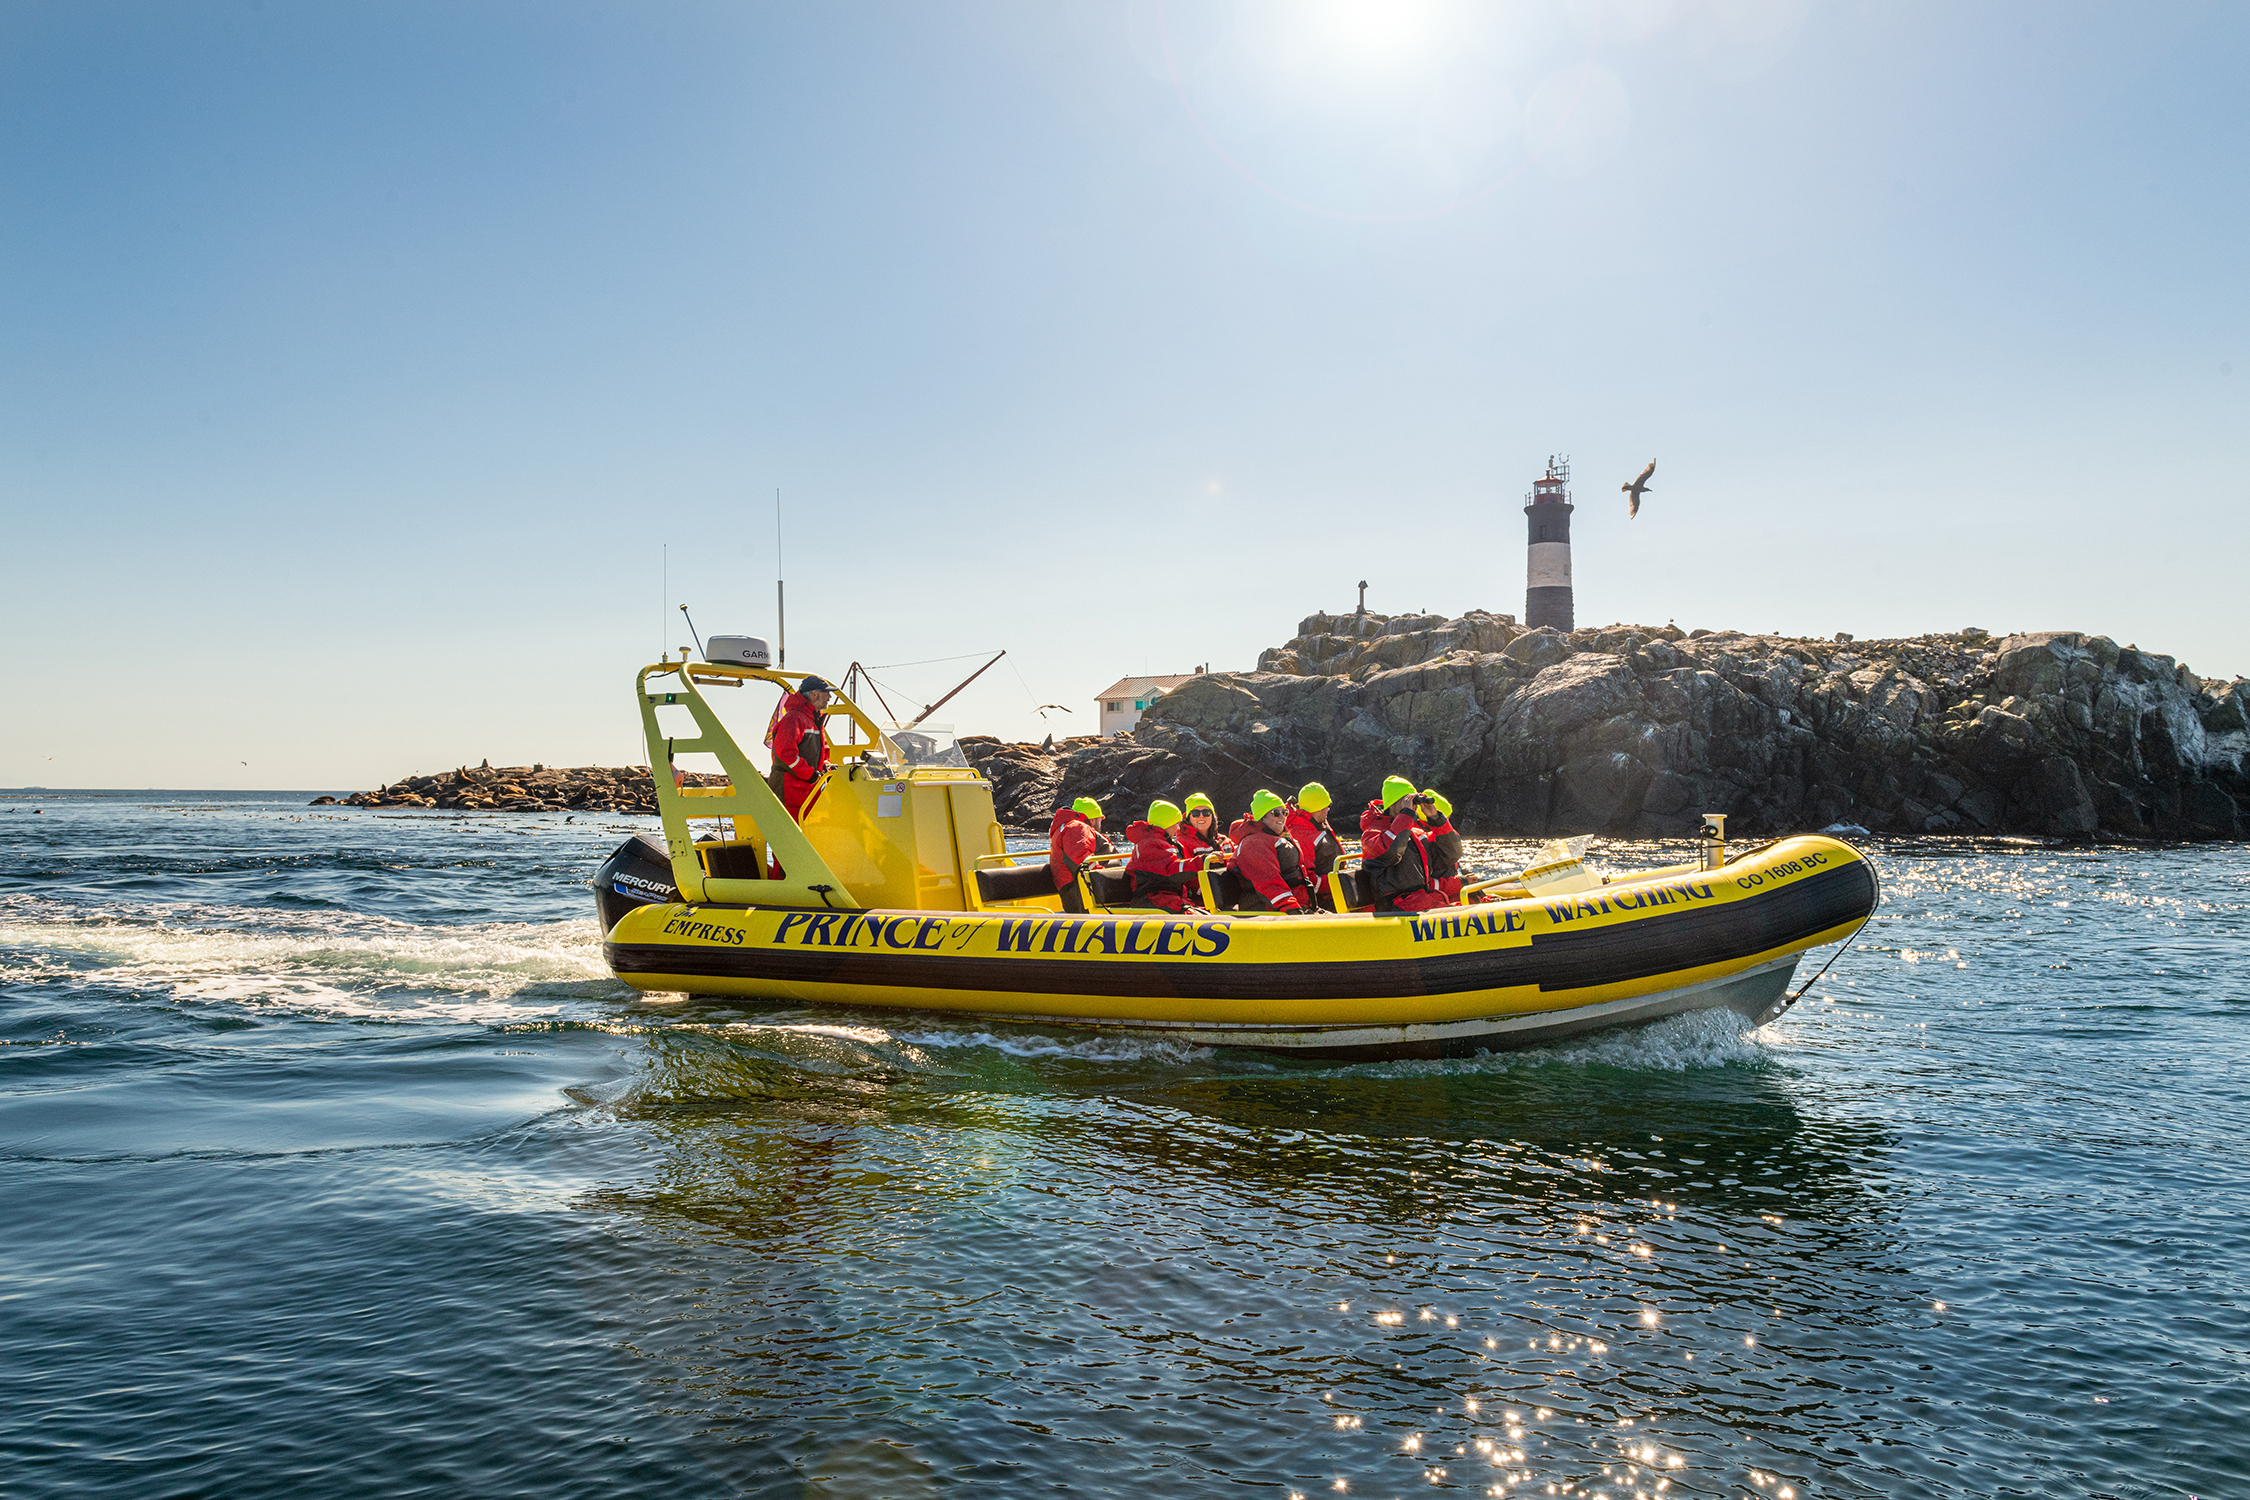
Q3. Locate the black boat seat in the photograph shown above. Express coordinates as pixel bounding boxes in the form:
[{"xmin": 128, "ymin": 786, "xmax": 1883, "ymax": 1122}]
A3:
[
  {"xmin": 699, "ymin": 840, "xmax": 766, "ymax": 881},
  {"xmin": 1201, "ymin": 866, "xmax": 1247, "ymax": 910},
  {"xmin": 1329, "ymin": 865, "xmax": 1376, "ymax": 911},
  {"xmin": 975, "ymin": 861, "xmax": 1058, "ymax": 904},
  {"xmin": 1086, "ymin": 868, "xmax": 1137, "ymax": 907}
]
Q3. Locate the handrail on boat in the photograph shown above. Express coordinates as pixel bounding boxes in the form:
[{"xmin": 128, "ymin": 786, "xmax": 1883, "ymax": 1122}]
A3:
[{"xmin": 636, "ymin": 651, "xmax": 877, "ymax": 911}]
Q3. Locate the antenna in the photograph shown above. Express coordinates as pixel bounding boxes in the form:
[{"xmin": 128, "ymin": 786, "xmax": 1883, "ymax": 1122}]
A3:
[
  {"xmin": 844, "ymin": 661, "xmax": 899, "ymax": 725},
  {"xmin": 775, "ymin": 488, "xmax": 786, "ymax": 670},
  {"xmin": 900, "ymin": 651, "xmax": 1007, "ymax": 732},
  {"xmin": 661, "ymin": 543, "xmax": 668, "ymax": 657},
  {"xmin": 678, "ymin": 604, "xmax": 704, "ymax": 658}
]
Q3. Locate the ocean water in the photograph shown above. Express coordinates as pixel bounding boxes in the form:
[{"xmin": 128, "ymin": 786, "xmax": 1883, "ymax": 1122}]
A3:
[{"xmin": 2, "ymin": 791, "xmax": 2245, "ymax": 1500}]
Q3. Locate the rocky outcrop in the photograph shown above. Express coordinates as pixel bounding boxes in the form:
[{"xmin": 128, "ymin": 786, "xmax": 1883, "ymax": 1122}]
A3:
[
  {"xmin": 971, "ymin": 612, "xmax": 2250, "ymax": 841},
  {"xmin": 1257, "ymin": 609, "xmax": 1521, "ymax": 677},
  {"xmin": 960, "ymin": 736, "xmax": 1072, "ymax": 826},
  {"xmin": 328, "ymin": 760, "xmax": 723, "ymax": 813}
]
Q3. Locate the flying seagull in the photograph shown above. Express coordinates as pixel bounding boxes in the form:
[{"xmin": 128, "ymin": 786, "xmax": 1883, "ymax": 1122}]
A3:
[
  {"xmin": 1033, "ymin": 703, "xmax": 1073, "ymax": 717},
  {"xmin": 1623, "ymin": 460, "xmax": 1655, "ymax": 518}
]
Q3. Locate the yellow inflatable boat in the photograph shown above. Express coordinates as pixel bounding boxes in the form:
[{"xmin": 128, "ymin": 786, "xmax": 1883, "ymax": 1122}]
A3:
[{"xmin": 594, "ymin": 652, "xmax": 1878, "ymax": 1058}]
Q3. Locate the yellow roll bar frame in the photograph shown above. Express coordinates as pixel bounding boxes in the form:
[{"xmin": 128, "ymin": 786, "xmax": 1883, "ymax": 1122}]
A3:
[{"xmin": 635, "ymin": 652, "xmax": 903, "ymax": 910}]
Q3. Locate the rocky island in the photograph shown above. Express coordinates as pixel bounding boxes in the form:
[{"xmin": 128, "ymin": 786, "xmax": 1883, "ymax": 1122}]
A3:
[
  {"xmin": 324, "ymin": 611, "xmax": 2250, "ymax": 841},
  {"xmin": 965, "ymin": 611, "xmax": 2250, "ymax": 841},
  {"xmin": 316, "ymin": 761, "xmax": 723, "ymax": 813}
]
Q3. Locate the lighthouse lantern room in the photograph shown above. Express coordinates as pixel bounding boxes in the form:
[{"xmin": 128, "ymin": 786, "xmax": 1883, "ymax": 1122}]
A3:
[{"xmin": 1524, "ymin": 454, "xmax": 1575, "ymax": 632}]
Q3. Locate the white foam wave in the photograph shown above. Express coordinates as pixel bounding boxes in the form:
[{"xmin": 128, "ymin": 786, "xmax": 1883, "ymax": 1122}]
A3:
[
  {"xmin": 669, "ymin": 1018, "xmax": 1207, "ymax": 1070},
  {"xmin": 0, "ymin": 893, "xmax": 623, "ymax": 1023},
  {"xmin": 702, "ymin": 1019, "xmax": 939, "ymax": 1067},
  {"xmin": 733, "ymin": 1021, "xmax": 900, "ymax": 1046},
  {"xmin": 1328, "ymin": 1007, "xmax": 1774, "ymax": 1079},
  {"xmin": 641, "ymin": 1008, "xmax": 1755, "ymax": 1076},
  {"xmin": 883, "ymin": 1025, "xmax": 1214, "ymax": 1065},
  {"xmin": 691, "ymin": 1010, "xmax": 1754, "ymax": 1073}
]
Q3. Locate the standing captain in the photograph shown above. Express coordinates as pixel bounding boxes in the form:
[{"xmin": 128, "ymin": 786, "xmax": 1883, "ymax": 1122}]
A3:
[{"xmin": 764, "ymin": 675, "xmax": 835, "ymax": 821}]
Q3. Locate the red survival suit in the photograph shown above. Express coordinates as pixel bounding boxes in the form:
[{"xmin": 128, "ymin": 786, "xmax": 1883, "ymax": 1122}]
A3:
[
  {"xmin": 1284, "ymin": 806, "xmax": 1344, "ymax": 905},
  {"xmin": 1355, "ymin": 799, "xmax": 1388, "ymax": 843},
  {"xmin": 1234, "ymin": 827, "xmax": 1314, "ymax": 913},
  {"xmin": 1175, "ymin": 819, "xmax": 1233, "ymax": 862},
  {"xmin": 1047, "ymin": 807, "xmax": 1111, "ymax": 913},
  {"xmin": 1124, "ymin": 821, "xmax": 1207, "ymax": 914},
  {"xmin": 1359, "ymin": 802, "xmax": 1448, "ymax": 913},
  {"xmin": 764, "ymin": 690, "xmax": 831, "ymax": 820},
  {"xmin": 1419, "ymin": 807, "xmax": 1467, "ymax": 902}
]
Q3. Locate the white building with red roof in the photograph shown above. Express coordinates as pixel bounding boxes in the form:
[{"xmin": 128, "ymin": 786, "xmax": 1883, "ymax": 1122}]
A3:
[{"xmin": 1094, "ymin": 673, "xmax": 1200, "ymax": 736}]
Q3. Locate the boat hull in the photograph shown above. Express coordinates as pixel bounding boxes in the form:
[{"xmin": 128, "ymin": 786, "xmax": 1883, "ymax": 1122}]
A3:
[{"xmin": 598, "ymin": 834, "xmax": 1876, "ymax": 1058}]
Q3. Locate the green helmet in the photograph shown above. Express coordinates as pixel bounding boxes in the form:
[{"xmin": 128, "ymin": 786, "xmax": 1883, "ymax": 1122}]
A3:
[
  {"xmin": 1183, "ymin": 792, "xmax": 1215, "ymax": 816},
  {"xmin": 1072, "ymin": 797, "xmax": 1102, "ymax": 820},
  {"xmin": 1250, "ymin": 788, "xmax": 1287, "ymax": 821},
  {"xmin": 1297, "ymin": 781, "xmax": 1332, "ymax": 812},
  {"xmin": 1381, "ymin": 775, "xmax": 1417, "ymax": 809},
  {"xmin": 1146, "ymin": 799, "xmax": 1183, "ymax": 829},
  {"xmin": 1422, "ymin": 788, "xmax": 1452, "ymax": 819}
]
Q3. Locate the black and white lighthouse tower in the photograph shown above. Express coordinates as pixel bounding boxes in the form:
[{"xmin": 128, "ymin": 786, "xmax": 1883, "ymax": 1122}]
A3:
[{"xmin": 1524, "ymin": 454, "xmax": 1574, "ymax": 631}]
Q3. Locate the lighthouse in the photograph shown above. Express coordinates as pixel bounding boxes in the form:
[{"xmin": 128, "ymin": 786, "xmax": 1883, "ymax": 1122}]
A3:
[{"xmin": 1524, "ymin": 454, "xmax": 1574, "ymax": 632}]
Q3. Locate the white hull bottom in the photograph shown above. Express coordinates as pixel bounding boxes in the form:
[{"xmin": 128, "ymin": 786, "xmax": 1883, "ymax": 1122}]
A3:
[{"xmin": 939, "ymin": 957, "xmax": 1803, "ymax": 1060}]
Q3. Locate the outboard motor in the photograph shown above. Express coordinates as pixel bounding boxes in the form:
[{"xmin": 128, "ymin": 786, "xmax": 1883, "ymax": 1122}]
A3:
[{"xmin": 592, "ymin": 833, "xmax": 682, "ymax": 936}]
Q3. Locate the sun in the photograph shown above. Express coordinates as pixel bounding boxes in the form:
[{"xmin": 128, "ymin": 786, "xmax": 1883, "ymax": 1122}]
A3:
[
  {"xmin": 1313, "ymin": 0, "xmax": 1445, "ymax": 72},
  {"xmin": 1229, "ymin": 0, "xmax": 1458, "ymax": 86}
]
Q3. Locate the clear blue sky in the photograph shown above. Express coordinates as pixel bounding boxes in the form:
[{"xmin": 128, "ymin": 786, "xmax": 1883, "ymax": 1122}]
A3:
[{"xmin": 3, "ymin": 0, "xmax": 2243, "ymax": 788}]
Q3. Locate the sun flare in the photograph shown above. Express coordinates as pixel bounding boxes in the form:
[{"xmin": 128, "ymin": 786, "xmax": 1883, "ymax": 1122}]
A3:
[{"xmin": 1317, "ymin": 0, "xmax": 1442, "ymax": 66}]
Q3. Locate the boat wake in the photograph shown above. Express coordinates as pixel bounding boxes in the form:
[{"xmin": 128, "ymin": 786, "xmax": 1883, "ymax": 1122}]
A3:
[
  {"xmin": 581, "ymin": 1006, "xmax": 1776, "ymax": 1110},
  {"xmin": 0, "ymin": 884, "xmax": 1779, "ymax": 1077},
  {"xmin": 0, "ymin": 892, "xmax": 627, "ymax": 1024},
  {"xmin": 883, "ymin": 1024, "xmax": 1213, "ymax": 1066},
  {"xmin": 872, "ymin": 1011, "xmax": 1772, "ymax": 1074},
  {"xmin": 1329, "ymin": 1006, "xmax": 1777, "ymax": 1078}
]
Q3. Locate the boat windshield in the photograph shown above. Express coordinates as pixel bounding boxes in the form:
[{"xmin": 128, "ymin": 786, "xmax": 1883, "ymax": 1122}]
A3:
[{"xmin": 890, "ymin": 724, "xmax": 969, "ymax": 769}]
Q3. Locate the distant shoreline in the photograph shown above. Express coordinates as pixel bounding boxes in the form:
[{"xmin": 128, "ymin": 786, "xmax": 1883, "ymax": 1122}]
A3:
[
  {"xmin": 319, "ymin": 763, "xmax": 726, "ymax": 814},
  {"xmin": 3, "ymin": 788, "xmax": 353, "ymax": 797}
]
